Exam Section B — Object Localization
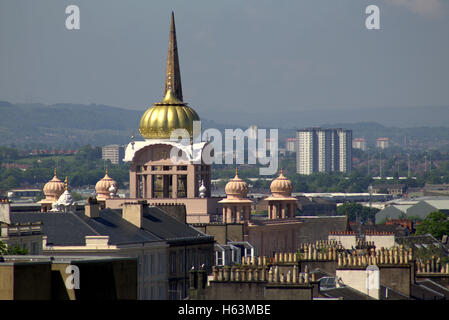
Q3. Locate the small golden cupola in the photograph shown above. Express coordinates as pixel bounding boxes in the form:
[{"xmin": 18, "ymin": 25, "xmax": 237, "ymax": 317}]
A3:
[
  {"xmin": 43, "ymin": 168, "xmax": 65, "ymax": 202},
  {"xmin": 270, "ymin": 169, "xmax": 293, "ymax": 197},
  {"xmin": 224, "ymin": 169, "xmax": 249, "ymax": 200},
  {"xmin": 219, "ymin": 169, "xmax": 253, "ymax": 223},
  {"xmin": 95, "ymin": 169, "xmax": 118, "ymax": 201},
  {"xmin": 139, "ymin": 12, "xmax": 200, "ymax": 139},
  {"xmin": 265, "ymin": 169, "xmax": 297, "ymax": 220}
]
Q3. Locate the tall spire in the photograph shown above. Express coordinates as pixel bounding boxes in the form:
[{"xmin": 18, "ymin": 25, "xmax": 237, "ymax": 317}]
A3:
[{"xmin": 164, "ymin": 11, "xmax": 183, "ymax": 101}]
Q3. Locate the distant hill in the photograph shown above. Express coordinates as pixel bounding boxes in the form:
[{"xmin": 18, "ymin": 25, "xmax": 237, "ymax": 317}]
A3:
[
  {"xmin": 0, "ymin": 101, "xmax": 229, "ymax": 148},
  {"xmin": 0, "ymin": 101, "xmax": 143, "ymax": 148},
  {"xmin": 204, "ymin": 105, "xmax": 449, "ymax": 129},
  {"xmin": 1, "ymin": 100, "xmax": 449, "ymax": 150}
]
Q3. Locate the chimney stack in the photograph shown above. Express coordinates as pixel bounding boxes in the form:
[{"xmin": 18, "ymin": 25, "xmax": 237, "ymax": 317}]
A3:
[{"xmin": 122, "ymin": 202, "xmax": 144, "ymax": 228}]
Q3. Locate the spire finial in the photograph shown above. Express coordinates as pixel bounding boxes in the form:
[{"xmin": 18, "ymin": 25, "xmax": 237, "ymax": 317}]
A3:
[
  {"xmin": 235, "ymin": 167, "xmax": 239, "ymax": 177},
  {"xmin": 164, "ymin": 11, "xmax": 183, "ymax": 101},
  {"xmin": 280, "ymin": 168, "xmax": 284, "ymax": 176},
  {"xmin": 106, "ymin": 166, "xmax": 108, "ymax": 176},
  {"xmin": 54, "ymin": 168, "xmax": 57, "ymax": 177},
  {"xmin": 64, "ymin": 177, "xmax": 68, "ymax": 191}
]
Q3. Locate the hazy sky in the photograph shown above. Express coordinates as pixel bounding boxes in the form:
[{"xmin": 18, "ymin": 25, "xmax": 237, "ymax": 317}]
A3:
[{"xmin": 1, "ymin": 0, "xmax": 448, "ymax": 121}]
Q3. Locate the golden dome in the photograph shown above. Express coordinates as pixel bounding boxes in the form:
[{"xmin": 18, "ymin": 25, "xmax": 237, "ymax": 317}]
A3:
[
  {"xmin": 139, "ymin": 89, "xmax": 200, "ymax": 139},
  {"xmin": 225, "ymin": 170, "xmax": 248, "ymax": 199},
  {"xmin": 95, "ymin": 170, "xmax": 118, "ymax": 200},
  {"xmin": 43, "ymin": 169, "xmax": 65, "ymax": 201},
  {"xmin": 270, "ymin": 170, "xmax": 293, "ymax": 197}
]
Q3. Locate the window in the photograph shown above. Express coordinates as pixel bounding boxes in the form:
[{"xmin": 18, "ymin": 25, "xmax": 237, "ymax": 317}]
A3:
[
  {"xmin": 177, "ymin": 175, "xmax": 187, "ymax": 198},
  {"xmin": 179, "ymin": 281, "xmax": 184, "ymax": 300},
  {"xmin": 159, "ymin": 253, "xmax": 164, "ymax": 274},
  {"xmin": 150, "ymin": 254, "xmax": 155, "ymax": 275},
  {"xmin": 186, "ymin": 249, "xmax": 191, "ymax": 269},
  {"xmin": 170, "ymin": 251, "xmax": 177, "ymax": 274},
  {"xmin": 205, "ymin": 250, "xmax": 210, "ymax": 268},
  {"xmin": 31, "ymin": 242, "xmax": 38, "ymax": 255},
  {"xmin": 144, "ymin": 255, "xmax": 148, "ymax": 276},
  {"xmin": 198, "ymin": 249, "xmax": 203, "ymax": 267},
  {"xmin": 169, "ymin": 282, "xmax": 177, "ymax": 300},
  {"xmin": 179, "ymin": 250, "xmax": 184, "ymax": 273},
  {"xmin": 138, "ymin": 175, "xmax": 144, "ymax": 198},
  {"xmin": 216, "ymin": 251, "xmax": 223, "ymax": 266},
  {"xmin": 192, "ymin": 250, "xmax": 196, "ymax": 269},
  {"xmin": 137, "ymin": 256, "xmax": 141, "ymax": 275},
  {"xmin": 158, "ymin": 286, "xmax": 164, "ymax": 300}
]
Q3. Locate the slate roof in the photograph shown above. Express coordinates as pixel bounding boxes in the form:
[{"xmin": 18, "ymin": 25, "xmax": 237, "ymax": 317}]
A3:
[
  {"xmin": 74, "ymin": 209, "xmax": 161, "ymax": 245},
  {"xmin": 140, "ymin": 206, "xmax": 210, "ymax": 243},
  {"xmin": 320, "ymin": 286, "xmax": 375, "ymax": 300},
  {"xmin": 411, "ymin": 282, "xmax": 446, "ymax": 300},
  {"xmin": 10, "ymin": 211, "xmax": 98, "ymax": 246},
  {"xmin": 10, "ymin": 205, "xmax": 213, "ymax": 247},
  {"xmin": 313, "ymin": 268, "xmax": 411, "ymax": 300},
  {"xmin": 415, "ymin": 279, "xmax": 449, "ymax": 299},
  {"xmin": 395, "ymin": 234, "xmax": 449, "ymax": 257},
  {"xmin": 378, "ymin": 285, "xmax": 411, "ymax": 300}
]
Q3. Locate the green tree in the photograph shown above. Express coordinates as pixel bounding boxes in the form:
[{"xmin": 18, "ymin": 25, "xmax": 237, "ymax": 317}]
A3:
[
  {"xmin": 415, "ymin": 211, "xmax": 449, "ymax": 239},
  {"xmin": 0, "ymin": 241, "xmax": 29, "ymax": 255},
  {"xmin": 337, "ymin": 202, "xmax": 379, "ymax": 223},
  {"xmin": 1, "ymin": 175, "xmax": 19, "ymax": 190}
]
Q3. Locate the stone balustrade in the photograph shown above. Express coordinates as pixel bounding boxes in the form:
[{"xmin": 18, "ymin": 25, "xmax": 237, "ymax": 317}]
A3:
[
  {"xmin": 211, "ymin": 264, "xmax": 313, "ymax": 285},
  {"xmin": 337, "ymin": 245, "xmax": 413, "ymax": 268},
  {"xmin": 416, "ymin": 256, "xmax": 449, "ymax": 274}
]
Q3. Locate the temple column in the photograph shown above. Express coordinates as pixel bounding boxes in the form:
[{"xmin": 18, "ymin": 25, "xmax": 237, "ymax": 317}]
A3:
[
  {"xmin": 187, "ymin": 165, "xmax": 195, "ymax": 198},
  {"xmin": 226, "ymin": 206, "xmax": 232, "ymax": 223},
  {"xmin": 145, "ymin": 174, "xmax": 153, "ymax": 198},
  {"xmin": 281, "ymin": 203, "xmax": 286, "ymax": 219},
  {"xmin": 172, "ymin": 174, "xmax": 178, "ymax": 198},
  {"xmin": 129, "ymin": 167, "xmax": 137, "ymax": 198}
]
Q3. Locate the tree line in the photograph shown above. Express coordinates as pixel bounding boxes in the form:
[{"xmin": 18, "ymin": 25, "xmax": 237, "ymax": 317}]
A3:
[{"xmin": 0, "ymin": 145, "xmax": 129, "ymax": 193}]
